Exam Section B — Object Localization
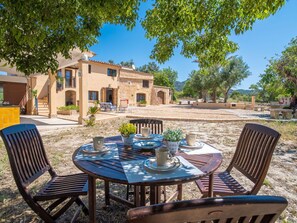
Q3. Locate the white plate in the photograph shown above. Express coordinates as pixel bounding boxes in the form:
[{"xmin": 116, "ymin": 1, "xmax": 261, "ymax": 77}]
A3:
[
  {"xmin": 143, "ymin": 157, "xmax": 180, "ymax": 173},
  {"xmin": 179, "ymin": 140, "xmax": 204, "ymax": 149},
  {"xmin": 134, "ymin": 134, "xmax": 154, "ymax": 140},
  {"xmin": 80, "ymin": 146, "xmax": 109, "ymax": 155}
]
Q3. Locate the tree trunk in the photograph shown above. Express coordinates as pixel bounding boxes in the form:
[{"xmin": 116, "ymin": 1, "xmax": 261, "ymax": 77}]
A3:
[
  {"xmin": 224, "ymin": 92, "xmax": 228, "ymax": 103},
  {"xmin": 212, "ymin": 90, "xmax": 217, "ymax": 103}
]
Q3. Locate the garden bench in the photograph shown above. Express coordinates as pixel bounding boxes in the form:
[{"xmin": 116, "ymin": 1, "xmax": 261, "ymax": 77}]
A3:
[{"xmin": 270, "ymin": 108, "xmax": 293, "ymax": 119}]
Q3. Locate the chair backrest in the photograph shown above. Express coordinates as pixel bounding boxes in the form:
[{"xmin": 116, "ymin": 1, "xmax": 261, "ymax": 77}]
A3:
[
  {"xmin": 130, "ymin": 119, "xmax": 163, "ymax": 134},
  {"xmin": 227, "ymin": 123, "xmax": 281, "ymax": 194},
  {"xmin": 127, "ymin": 195, "xmax": 288, "ymax": 223},
  {"xmin": 0, "ymin": 124, "xmax": 56, "ymax": 197}
]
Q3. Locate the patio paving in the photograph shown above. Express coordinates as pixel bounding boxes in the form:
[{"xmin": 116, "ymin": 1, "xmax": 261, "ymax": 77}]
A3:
[{"xmin": 20, "ymin": 115, "xmax": 79, "ymax": 131}]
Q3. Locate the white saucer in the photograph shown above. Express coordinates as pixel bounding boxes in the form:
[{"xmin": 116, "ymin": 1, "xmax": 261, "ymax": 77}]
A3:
[
  {"xmin": 143, "ymin": 157, "xmax": 180, "ymax": 173},
  {"xmin": 179, "ymin": 140, "xmax": 204, "ymax": 149},
  {"xmin": 134, "ymin": 134, "xmax": 154, "ymax": 140},
  {"xmin": 81, "ymin": 146, "xmax": 109, "ymax": 155}
]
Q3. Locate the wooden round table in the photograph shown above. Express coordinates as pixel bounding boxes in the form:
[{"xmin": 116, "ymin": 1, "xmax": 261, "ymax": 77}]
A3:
[{"xmin": 73, "ymin": 135, "xmax": 222, "ymax": 223}]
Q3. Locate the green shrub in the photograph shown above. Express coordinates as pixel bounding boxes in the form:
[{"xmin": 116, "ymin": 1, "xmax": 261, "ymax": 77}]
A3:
[
  {"xmin": 84, "ymin": 118, "xmax": 96, "ymax": 127},
  {"xmin": 58, "ymin": 105, "xmax": 79, "ymax": 111},
  {"xmin": 139, "ymin": 100, "xmax": 147, "ymax": 105}
]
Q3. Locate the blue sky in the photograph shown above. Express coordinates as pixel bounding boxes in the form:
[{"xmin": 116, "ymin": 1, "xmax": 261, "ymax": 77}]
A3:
[{"xmin": 90, "ymin": 1, "xmax": 297, "ymax": 90}]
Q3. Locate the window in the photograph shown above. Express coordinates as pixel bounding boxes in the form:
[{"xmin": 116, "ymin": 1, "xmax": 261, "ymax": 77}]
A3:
[
  {"xmin": 107, "ymin": 68, "xmax": 117, "ymax": 77},
  {"xmin": 88, "ymin": 64, "xmax": 92, "ymax": 73},
  {"xmin": 88, "ymin": 91, "xmax": 98, "ymax": 100},
  {"xmin": 0, "ymin": 84, "xmax": 3, "ymax": 102},
  {"xmin": 136, "ymin": 93, "xmax": 146, "ymax": 102},
  {"xmin": 143, "ymin": 80, "xmax": 149, "ymax": 88},
  {"xmin": 65, "ymin": 70, "xmax": 76, "ymax": 88},
  {"xmin": 56, "ymin": 70, "xmax": 63, "ymax": 91}
]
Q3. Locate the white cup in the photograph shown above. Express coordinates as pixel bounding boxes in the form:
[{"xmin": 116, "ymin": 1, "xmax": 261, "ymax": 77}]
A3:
[
  {"xmin": 186, "ymin": 133, "xmax": 197, "ymax": 146},
  {"xmin": 141, "ymin": 127, "xmax": 151, "ymax": 137},
  {"xmin": 93, "ymin": 136, "xmax": 104, "ymax": 151},
  {"xmin": 156, "ymin": 147, "xmax": 172, "ymax": 166}
]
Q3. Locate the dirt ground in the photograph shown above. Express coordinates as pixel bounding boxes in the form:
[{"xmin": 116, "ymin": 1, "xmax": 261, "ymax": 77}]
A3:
[{"xmin": 0, "ymin": 115, "xmax": 296, "ymax": 222}]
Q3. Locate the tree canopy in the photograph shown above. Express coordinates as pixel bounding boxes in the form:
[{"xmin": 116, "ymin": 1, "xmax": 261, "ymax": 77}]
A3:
[
  {"xmin": 0, "ymin": 0, "xmax": 139, "ymax": 75},
  {"xmin": 220, "ymin": 56, "xmax": 250, "ymax": 102},
  {"xmin": 183, "ymin": 56, "xmax": 250, "ymax": 102},
  {"xmin": 251, "ymin": 37, "xmax": 297, "ymax": 102},
  {"xmin": 142, "ymin": 0, "xmax": 286, "ymax": 67},
  {"xmin": 250, "ymin": 63, "xmax": 294, "ymax": 102},
  {"xmin": 0, "ymin": 0, "xmax": 286, "ymax": 75},
  {"xmin": 274, "ymin": 37, "xmax": 297, "ymax": 86},
  {"xmin": 120, "ymin": 59, "xmax": 135, "ymax": 68},
  {"xmin": 137, "ymin": 62, "xmax": 160, "ymax": 73}
]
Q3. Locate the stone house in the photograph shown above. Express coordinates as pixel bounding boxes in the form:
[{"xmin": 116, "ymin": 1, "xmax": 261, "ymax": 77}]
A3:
[{"xmin": 0, "ymin": 50, "xmax": 172, "ymax": 123}]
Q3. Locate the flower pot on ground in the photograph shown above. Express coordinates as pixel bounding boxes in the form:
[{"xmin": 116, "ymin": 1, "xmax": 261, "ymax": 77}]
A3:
[
  {"xmin": 84, "ymin": 102, "xmax": 99, "ymax": 127},
  {"xmin": 163, "ymin": 129, "xmax": 183, "ymax": 155},
  {"xmin": 88, "ymin": 102, "xmax": 99, "ymax": 116},
  {"xmin": 118, "ymin": 123, "xmax": 136, "ymax": 146}
]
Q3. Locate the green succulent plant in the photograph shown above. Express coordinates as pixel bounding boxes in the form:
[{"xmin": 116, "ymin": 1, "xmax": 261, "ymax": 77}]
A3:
[
  {"xmin": 118, "ymin": 123, "xmax": 136, "ymax": 137},
  {"xmin": 163, "ymin": 129, "xmax": 183, "ymax": 142}
]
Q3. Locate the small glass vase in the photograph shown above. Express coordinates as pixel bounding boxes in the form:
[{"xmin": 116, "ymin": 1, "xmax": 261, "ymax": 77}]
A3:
[
  {"xmin": 121, "ymin": 134, "xmax": 134, "ymax": 146},
  {"xmin": 166, "ymin": 141, "xmax": 180, "ymax": 155}
]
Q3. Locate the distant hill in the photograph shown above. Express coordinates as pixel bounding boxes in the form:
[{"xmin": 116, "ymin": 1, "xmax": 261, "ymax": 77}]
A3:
[
  {"xmin": 175, "ymin": 80, "xmax": 186, "ymax": 91},
  {"xmin": 229, "ymin": 89, "xmax": 252, "ymax": 95}
]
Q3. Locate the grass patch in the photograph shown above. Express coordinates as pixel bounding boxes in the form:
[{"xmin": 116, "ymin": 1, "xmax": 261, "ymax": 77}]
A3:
[
  {"xmin": 263, "ymin": 178, "xmax": 273, "ymax": 189},
  {"xmin": 259, "ymin": 121, "xmax": 297, "ymax": 141},
  {"xmin": 0, "ymin": 193, "xmax": 9, "ymax": 202},
  {"xmin": 50, "ymin": 152, "xmax": 65, "ymax": 166},
  {"xmin": 0, "ymin": 142, "xmax": 9, "ymax": 178}
]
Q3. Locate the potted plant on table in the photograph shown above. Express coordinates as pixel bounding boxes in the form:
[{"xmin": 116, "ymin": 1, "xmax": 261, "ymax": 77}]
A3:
[
  {"xmin": 163, "ymin": 129, "xmax": 183, "ymax": 155},
  {"xmin": 118, "ymin": 123, "xmax": 137, "ymax": 146}
]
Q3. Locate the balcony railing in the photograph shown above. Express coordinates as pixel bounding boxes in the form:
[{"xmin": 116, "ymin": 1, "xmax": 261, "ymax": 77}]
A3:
[{"xmin": 65, "ymin": 78, "xmax": 76, "ymax": 88}]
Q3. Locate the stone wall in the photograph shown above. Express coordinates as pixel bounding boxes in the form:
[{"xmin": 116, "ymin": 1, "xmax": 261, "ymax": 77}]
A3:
[
  {"xmin": 192, "ymin": 102, "xmax": 246, "ymax": 109},
  {"xmin": 151, "ymin": 86, "xmax": 171, "ymax": 105}
]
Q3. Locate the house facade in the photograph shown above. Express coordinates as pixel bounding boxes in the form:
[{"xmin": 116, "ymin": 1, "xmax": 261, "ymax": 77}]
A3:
[
  {"xmin": 0, "ymin": 52, "xmax": 172, "ymax": 123},
  {"xmin": 31, "ymin": 59, "xmax": 158, "ymax": 109}
]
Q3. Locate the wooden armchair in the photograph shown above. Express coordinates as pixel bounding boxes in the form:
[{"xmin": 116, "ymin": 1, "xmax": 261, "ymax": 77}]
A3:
[
  {"xmin": 196, "ymin": 123, "xmax": 281, "ymax": 197},
  {"xmin": 130, "ymin": 119, "xmax": 163, "ymax": 134},
  {"xmin": 0, "ymin": 124, "xmax": 88, "ymax": 223},
  {"xmin": 127, "ymin": 195, "xmax": 288, "ymax": 223}
]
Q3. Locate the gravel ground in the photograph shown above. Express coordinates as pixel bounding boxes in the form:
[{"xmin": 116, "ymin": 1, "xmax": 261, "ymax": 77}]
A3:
[{"xmin": 1, "ymin": 107, "xmax": 296, "ymax": 222}]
